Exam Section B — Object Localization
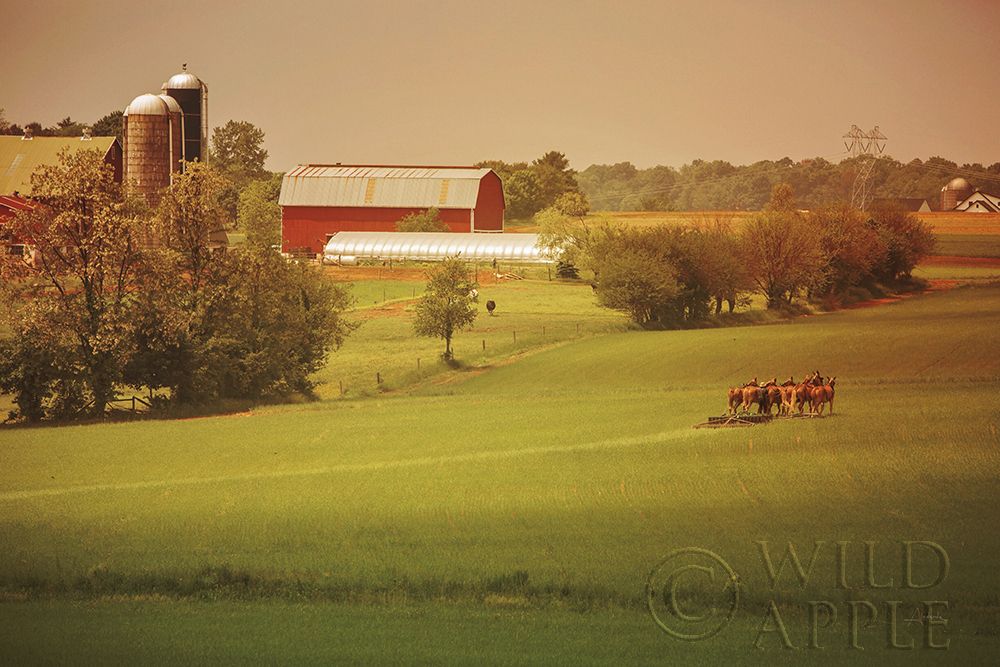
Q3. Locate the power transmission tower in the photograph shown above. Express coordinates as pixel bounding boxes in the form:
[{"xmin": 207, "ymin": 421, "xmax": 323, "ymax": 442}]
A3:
[{"xmin": 843, "ymin": 125, "xmax": 887, "ymax": 210}]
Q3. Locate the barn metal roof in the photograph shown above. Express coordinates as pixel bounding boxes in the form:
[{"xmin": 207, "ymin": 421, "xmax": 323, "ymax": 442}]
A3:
[
  {"xmin": 279, "ymin": 165, "xmax": 493, "ymax": 209},
  {"xmin": 323, "ymin": 232, "xmax": 554, "ymax": 264},
  {"xmin": 0, "ymin": 135, "xmax": 119, "ymax": 195}
]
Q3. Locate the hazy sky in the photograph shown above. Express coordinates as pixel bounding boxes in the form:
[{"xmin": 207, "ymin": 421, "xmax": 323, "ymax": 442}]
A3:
[{"xmin": 4, "ymin": 0, "xmax": 998, "ymax": 172}]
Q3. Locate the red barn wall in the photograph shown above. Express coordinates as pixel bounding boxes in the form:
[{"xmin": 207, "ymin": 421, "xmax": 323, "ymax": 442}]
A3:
[
  {"xmin": 104, "ymin": 141, "xmax": 124, "ymax": 184},
  {"xmin": 282, "ymin": 207, "xmax": 472, "ymax": 253},
  {"xmin": 474, "ymin": 171, "xmax": 505, "ymax": 232}
]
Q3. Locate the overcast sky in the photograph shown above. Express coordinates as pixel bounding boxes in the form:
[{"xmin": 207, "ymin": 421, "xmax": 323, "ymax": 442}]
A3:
[{"xmin": 4, "ymin": 0, "xmax": 998, "ymax": 172}]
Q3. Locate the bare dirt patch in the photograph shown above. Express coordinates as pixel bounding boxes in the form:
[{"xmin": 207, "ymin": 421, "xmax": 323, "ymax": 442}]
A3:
[
  {"xmin": 844, "ymin": 280, "xmax": 957, "ymax": 310},
  {"xmin": 353, "ymin": 300, "xmax": 417, "ymax": 320},
  {"xmin": 323, "ymin": 266, "xmax": 428, "ymax": 282}
]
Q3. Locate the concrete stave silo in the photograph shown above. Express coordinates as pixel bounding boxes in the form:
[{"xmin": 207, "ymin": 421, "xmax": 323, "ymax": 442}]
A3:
[{"xmin": 123, "ymin": 94, "xmax": 172, "ymax": 206}]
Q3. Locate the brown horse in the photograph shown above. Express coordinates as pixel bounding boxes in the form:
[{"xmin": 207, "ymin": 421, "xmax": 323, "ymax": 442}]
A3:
[
  {"xmin": 790, "ymin": 372, "xmax": 818, "ymax": 414},
  {"xmin": 741, "ymin": 384, "xmax": 767, "ymax": 414},
  {"xmin": 810, "ymin": 377, "xmax": 836, "ymax": 415},
  {"xmin": 726, "ymin": 386, "xmax": 743, "ymax": 415},
  {"xmin": 778, "ymin": 377, "xmax": 796, "ymax": 416}
]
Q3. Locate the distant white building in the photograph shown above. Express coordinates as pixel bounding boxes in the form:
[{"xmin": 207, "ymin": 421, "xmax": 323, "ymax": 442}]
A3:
[{"xmin": 953, "ymin": 190, "xmax": 1000, "ymax": 213}]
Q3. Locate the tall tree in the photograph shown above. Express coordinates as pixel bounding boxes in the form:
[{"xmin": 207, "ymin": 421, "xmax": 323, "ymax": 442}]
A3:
[
  {"xmin": 867, "ymin": 203, "xmax": 936, "ymax": 282},
  {"xmin": 237, "ymin": 173, "xmax": 283, "ymax": 248},
  {"xmin": 396, "ymin": 207, "xmax": 448, "ymax": 232},
  {"xmin": 413, "ymin": 259, "xmax": 479, "ymax": 360},
  {"xmin": 504, "ymin": 169, "xmax": 544, "ymax": 219},
  {"xmin": 210, "ymin": 120, "xmax": 268, "ymax": 185},
  {"xmin": 740, "ymin": 211, "xmax": 825, "ymax": 308},
  {"xmin": 532, "ymin": 150, "xmax": 578, "ymax": 209},
  {"xmin": 3, "ymin": 148, "xmax": 145, "ymax": 417},
  {"xmin": 53, "ymin": 116, "xmax": 86, "ymax": 137},
  {"xmin": 92, "ymin": 110, "xmax": 124, "ymax": 142}
]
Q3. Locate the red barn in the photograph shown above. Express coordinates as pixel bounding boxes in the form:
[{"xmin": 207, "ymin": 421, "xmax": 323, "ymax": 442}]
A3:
[{"xmin": 279, "ymin": 165, "xmax": 505, "ymax": 254}]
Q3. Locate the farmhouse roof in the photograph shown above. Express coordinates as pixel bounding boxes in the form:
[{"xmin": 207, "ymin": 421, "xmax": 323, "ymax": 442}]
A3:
[
  {"xmin": 0, "ymin": 193, "xmax": 35, "ymax": 223},
  {"xmin": 0, "ymin": 135, "xmax": 119, "ymax": 196},
  {"xmin": 872, "ymin": 197, "xmax": 931, "ymax": 212},
  {"xmin": 279, "ymin": 164, "xmax": 495, "ymax": 210}
]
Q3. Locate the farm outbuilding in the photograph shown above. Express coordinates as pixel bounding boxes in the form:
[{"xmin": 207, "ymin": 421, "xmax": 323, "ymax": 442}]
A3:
[
  {"xmin": 279, "ymin": 165, "xmax": 505, "ymax": 255},
  {"xmin": 953, "ymin": 190, "xmax": 1000, "ymax": 213},
  {"xmin": 872, "ymin": 197, "xmax": 932, "ymax": 213},
  {"xmin": 322, "ymin": 232, "xmax": 553, "ymax": 265},
  {"xmin": 0, "ymin": 132, "xmax": 122, "ymax": 195}
]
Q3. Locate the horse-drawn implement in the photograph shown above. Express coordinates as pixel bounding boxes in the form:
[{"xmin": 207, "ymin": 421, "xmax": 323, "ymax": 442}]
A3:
[
  {"xmin": 693, "ymin": 412, "xmax": 821, "ymax": 429},
  {"xmin": 696, "ymin": 371, "xmax": 836, "ymax": 428}
]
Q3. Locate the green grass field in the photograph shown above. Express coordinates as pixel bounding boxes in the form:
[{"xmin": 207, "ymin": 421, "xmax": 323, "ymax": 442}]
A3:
[
  {"xmin": 930, "ymin": 234, "xmax": 1000, "ymax": 258},
  {"xmin": 1, "ymin": 273, "xmax": 999, "ymax": 662}
]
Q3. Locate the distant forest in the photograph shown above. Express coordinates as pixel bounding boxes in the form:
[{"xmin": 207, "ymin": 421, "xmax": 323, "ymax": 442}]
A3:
[{"xmin": 577, "ymin": 156, "xmax": 1000, "ymax": 212}]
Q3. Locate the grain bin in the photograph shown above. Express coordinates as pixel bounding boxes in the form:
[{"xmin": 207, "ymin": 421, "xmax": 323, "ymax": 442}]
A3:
[{"xmin": 164, "ymin": 65, "xmax": 208, "ymax": 163}]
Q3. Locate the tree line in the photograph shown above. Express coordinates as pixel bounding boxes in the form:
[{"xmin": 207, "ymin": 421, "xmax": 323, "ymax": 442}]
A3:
[
  {"xmin": 0, "ymin": 150, "xmax": 351, "ymax": 422},
  {"xmin": 577, "ymin": 156, "xmax": 1000, "ymax": 212},
  {"xmin": 540, "ymin": 184, "xmax": 936, "ymax": 327}
]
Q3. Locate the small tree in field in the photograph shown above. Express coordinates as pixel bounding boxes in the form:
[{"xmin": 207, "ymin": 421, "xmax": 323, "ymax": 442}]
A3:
[
  {"xmin": 396, "ymin": 207, "xmax": 448, "ymax": 232},
  {"xmin": 414, "ymin": 258, "xmax": 478, "ymax": 359}
]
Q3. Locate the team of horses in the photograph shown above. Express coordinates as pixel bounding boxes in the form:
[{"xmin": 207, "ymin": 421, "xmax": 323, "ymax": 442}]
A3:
[{"xmin": 727, "ymin": 372, "xmax": 836, "ymax": 417}]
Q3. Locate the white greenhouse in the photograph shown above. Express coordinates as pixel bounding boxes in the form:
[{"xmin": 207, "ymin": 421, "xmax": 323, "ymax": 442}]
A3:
[{"xmin": 322, "ymin": 232, "xmax": 556, "ymax": 265}]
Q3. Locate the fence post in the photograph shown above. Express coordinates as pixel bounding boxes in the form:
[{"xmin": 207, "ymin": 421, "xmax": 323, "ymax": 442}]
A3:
[
  {"xmin": 339, "ymin": 380, "xmax": 344, "ymax": 397},
  {"xmin": 377, "ymin": 372, "xmax": 382, "ymax": 385},
  {"xmin": 482, "ymin": 339, "xmax": 486, "ymax": 351},
  {"xmin": 513, "ymin": 330, "xmax": 517, "ymax": 344},
  {"xmin": 417, "ymin": 358, "xmax": 420, "ymax": 370}
]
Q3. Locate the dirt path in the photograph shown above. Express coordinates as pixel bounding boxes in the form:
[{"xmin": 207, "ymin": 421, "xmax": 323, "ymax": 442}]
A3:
[
  {"xmin": 352, "ymin": 299, "xmax": 418, "ymax": 320},
  {"xmin": 843, "ymin": 280, "xmax": 958, "ymax": 310}
]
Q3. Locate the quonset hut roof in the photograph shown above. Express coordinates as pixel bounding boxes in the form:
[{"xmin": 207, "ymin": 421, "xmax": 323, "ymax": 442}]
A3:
[
  {"xmin": 323, "ymin": 232, "xmax": 554, "ymax": 264},
  {"xmin": 280, "ymin": 165, "xmax": 494, "ymax": 209}
]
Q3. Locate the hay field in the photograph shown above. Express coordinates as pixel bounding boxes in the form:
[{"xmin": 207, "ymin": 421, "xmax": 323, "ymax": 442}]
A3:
[{"xmin": 1, "ymin": 279, "xmax": 998, "ymax": 663}]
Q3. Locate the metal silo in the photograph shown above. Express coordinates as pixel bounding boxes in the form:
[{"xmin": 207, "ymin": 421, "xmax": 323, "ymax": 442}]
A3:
[
  {"xmin": 123, "ymin": 93, "xmax": 172, "ymax": 205},
  {"xmin": 940, "ymin": 177, "xmax": 973, "ymax": 211},
  {"xmin": 164, "ymin": 64, "xmax": 208, "ymax": 163},
  {"xmin": 157, "ymin": 94, "xmax": 185, "ymax": 175}
]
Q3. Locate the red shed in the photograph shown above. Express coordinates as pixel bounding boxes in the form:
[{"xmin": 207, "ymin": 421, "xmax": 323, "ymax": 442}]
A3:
[{"xmin": 279, "ymin": 165, "xmax": 505, "ymax": 254}]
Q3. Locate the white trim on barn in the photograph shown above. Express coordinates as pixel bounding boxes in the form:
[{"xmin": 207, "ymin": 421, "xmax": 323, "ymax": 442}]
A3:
[{"xmin": 953, "ymin": 190, "xmax": 1000, "ymax": 213}]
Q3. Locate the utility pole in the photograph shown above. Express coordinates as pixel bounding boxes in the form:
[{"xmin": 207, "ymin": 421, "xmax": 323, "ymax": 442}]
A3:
[{"xmin": 843, "ymin": 124, "xmax": 887, "ymax": 210}]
